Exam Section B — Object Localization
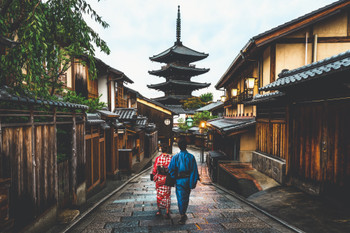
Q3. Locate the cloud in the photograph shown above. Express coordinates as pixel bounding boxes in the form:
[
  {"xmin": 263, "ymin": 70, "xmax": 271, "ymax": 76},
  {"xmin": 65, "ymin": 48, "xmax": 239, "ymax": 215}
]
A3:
[{"xmin": 85, "ymin": 0, "xmax": 336, "ymax": 101}]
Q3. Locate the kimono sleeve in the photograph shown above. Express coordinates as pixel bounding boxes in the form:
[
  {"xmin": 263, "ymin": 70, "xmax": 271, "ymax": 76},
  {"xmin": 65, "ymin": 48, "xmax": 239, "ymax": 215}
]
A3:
[{"xmin": 189, "ymin": 155, "xmax": 199, "ymax": 189}]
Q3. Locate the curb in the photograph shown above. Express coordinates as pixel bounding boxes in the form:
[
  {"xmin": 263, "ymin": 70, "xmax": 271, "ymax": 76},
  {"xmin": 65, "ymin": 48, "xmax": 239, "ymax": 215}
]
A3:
[
  {"xmin": 61, "ymin": 167, "xmax": 152, "ymax": 233},
  {"xmin": 211, "ymin": 182, "xmax": 305, "ymax": 233}
]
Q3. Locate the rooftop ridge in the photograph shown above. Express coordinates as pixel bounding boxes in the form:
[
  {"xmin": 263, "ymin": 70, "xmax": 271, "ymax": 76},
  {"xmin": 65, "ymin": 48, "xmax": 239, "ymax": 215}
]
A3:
[{"xmin": 278, "ymin": 50, "xmax": 350, "ymax": 78}]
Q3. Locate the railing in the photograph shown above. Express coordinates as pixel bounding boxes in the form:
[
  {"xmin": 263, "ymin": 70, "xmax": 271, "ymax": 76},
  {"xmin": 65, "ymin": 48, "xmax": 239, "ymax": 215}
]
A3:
[{"xmin": 238, "ymin": 89, "xmax": 253, "ymax": 102}]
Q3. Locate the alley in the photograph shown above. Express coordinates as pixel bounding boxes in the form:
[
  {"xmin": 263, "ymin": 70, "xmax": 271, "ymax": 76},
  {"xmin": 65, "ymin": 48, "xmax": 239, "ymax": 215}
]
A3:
[{"xmin": 69, "ymin": 147, "xmax": 294, "ymax": 233}]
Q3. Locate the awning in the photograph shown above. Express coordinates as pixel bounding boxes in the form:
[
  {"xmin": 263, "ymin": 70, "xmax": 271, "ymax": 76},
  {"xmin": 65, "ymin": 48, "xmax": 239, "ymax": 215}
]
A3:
[{"xmin": 207, "ymin": 117, "xmax": 256, "ymax": 136}]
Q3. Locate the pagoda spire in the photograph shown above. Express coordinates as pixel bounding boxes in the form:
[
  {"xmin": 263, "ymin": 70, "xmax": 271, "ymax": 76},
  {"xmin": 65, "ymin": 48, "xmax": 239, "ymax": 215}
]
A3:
[{"xmin": 176, "ymin": 5, "xmax": 182, "ymax": 45}]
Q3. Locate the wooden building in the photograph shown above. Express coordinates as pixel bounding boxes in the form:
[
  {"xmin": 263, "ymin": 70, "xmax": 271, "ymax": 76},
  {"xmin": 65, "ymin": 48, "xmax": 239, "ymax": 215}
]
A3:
[
  {"xmin": 95, "ymin": 58, "xmax": 134, "ymax": 111},
  {"xmin": 114, "ymin": 108, "xmax": 149, "ymax": 172},
  {"xmin": 212, "ymin": 1, "xmax": 350, "ymax": 183},
  {"xmin": 251, "ymin": 50, "xmax": 350, "ymax": 200},
  {"xmin": 137, "ymin": 95, "xmax": 176, "ymax": 153},
  {"xmin": 0, "ymin": 86, "xmax": 88, "ymax": 232},
  {"xmin": 148, "ymin": 6, "xmax": 210, "ymax": 114}
]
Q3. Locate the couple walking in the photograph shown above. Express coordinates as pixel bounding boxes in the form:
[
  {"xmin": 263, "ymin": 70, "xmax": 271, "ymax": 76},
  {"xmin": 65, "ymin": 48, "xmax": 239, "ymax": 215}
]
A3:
[{"xmin": 152, "ymin": 138, "xmax": 199, "ymax": 224}]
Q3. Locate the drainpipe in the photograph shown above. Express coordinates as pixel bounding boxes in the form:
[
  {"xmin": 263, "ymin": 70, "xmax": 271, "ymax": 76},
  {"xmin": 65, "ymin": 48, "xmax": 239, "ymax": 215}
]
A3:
[
  {"xmin": 313, "ymin": 34, "xmax": 318, "ymax": 62},
  {"xmin": 305, "ymin": 32, "xmax": 308, "ymax": 65}
]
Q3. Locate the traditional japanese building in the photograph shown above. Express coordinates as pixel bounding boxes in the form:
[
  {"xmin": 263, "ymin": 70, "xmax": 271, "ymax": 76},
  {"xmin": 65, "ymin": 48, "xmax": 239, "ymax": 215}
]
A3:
[{"xmin": 148, "ymin": 6, "xmax": 210, "ymax": 112}]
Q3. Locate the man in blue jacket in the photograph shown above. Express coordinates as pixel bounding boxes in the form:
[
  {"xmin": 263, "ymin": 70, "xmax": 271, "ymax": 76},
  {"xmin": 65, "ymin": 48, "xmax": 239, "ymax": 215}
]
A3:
[{"xmin": 168, "ymin": 137, "xmax": 199, "ymax": 225}]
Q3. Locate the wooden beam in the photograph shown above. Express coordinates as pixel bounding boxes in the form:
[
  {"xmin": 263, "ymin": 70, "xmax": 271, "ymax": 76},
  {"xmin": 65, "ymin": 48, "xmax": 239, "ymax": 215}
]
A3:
[
  {"xmin": 270, "ymin": 44, "xmax": 276, "ymax": 83},
  {"xmin": 255, "ymin": 1, "xmax": 350, "ymax": 46}
]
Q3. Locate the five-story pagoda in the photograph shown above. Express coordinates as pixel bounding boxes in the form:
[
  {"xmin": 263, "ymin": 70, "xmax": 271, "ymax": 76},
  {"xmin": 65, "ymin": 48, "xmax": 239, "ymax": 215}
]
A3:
[{"xmin": 148, "ymin": 6, "xmax": 210, "ymax": 109}]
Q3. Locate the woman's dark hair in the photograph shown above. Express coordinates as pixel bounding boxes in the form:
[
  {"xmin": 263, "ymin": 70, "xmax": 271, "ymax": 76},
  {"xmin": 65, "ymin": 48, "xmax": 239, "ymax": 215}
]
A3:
[
  {"xmin": 161, "ymin": 143, "xmax": 169, "ymax": 153},
  {"xmin": 178, "ymin": 137, "xmax": 187, "ymax": 151}
]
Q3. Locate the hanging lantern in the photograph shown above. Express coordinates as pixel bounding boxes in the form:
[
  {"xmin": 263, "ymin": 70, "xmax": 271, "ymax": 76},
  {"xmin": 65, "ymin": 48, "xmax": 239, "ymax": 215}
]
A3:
[
  {"xmin": 231, "ymin": 88, "xmax": 238, "ymax": 97},
  {"xmin": 186, "ymin": 117, "xmax": 193, "ymax": 127},
  {"xmin": 246, "ymin": 77, "xmax": 256, "ymax": 89}
]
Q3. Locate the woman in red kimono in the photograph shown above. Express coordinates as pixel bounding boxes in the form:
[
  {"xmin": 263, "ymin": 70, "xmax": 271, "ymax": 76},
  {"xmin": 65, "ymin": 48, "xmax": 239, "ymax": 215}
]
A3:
[{"xmin": 152, "ymin": 144, "xmax": 172, "ymax": 218}]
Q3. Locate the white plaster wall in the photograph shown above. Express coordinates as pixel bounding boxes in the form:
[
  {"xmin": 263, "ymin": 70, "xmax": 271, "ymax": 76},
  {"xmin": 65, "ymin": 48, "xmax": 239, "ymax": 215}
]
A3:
[
  {"xmin": 111, "ymin": 82, "xmax": 115, "ymax": 112},
  {"xmin": 317, "ymin": 42, "xmax": 350, "ymax": 61},
  {"xmin": 98, "ymin": 76, "xmax": 108, "ymax": 108}
]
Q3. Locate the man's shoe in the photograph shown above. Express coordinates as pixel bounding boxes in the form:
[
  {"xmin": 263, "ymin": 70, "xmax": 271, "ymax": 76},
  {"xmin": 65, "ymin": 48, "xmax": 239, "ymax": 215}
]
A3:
[{"xmin": 177, "ymin": 215, "xmax": 187, "ymax": 225}]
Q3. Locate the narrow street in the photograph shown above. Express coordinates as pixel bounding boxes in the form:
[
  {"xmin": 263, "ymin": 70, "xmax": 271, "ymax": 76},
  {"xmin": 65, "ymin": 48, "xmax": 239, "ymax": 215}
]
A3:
[{"xmin": 68, "ymin": 147, "xmax": 295, "ymax": 233}]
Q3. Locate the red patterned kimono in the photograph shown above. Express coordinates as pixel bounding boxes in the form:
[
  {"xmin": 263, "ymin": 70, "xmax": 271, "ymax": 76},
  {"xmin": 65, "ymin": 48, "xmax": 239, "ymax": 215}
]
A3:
[{"xmin": 152, "ymin": 153, "xmax": 172, "ymax": 210}]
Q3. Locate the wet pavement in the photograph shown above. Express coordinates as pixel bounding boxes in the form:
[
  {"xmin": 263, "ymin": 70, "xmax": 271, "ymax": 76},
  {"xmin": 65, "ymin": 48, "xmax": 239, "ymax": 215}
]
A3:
[
  {"xmin": 68, "ymin": 147, "xmax": 294, "ymax": 233},
  {"xmin": 248, "ymin": 186, "xmax": 350, "ymax": 233}
]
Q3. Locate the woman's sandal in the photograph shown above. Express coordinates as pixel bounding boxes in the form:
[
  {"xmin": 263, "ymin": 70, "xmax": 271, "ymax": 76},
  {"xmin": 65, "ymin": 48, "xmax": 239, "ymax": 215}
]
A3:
[{"xmin": 155, "ymin": 211, "xmax": 162, "ymax": 216}]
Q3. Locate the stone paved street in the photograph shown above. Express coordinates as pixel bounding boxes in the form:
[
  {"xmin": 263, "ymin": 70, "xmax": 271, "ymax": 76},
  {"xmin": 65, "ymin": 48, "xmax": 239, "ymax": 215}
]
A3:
[{"xmin": 69, "ymin": 147, "xmax": 294, "ymax": 233}]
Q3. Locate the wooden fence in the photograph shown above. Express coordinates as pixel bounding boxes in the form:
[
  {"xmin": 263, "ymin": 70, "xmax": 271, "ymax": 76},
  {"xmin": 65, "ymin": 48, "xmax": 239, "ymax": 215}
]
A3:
[
  {"xmin": 256, "ymin": 105, "xmax": 288, "ymax": 160},
  {"xmin": 0, "ymin": 106, "xmax": 85, "ymax": 230},
  {"xmin": 144, "ymin": 131, "xmax": 158, "ymax": 158},
  {"xmin": 85, "ymin": 125, "xmax": 106, "ymax": 193}
]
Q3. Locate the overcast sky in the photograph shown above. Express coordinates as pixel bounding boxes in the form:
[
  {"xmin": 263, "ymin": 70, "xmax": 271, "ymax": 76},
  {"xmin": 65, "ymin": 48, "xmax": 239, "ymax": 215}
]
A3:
[{"xmin": 86, "ymin": 0, "xmax": 336, "ymax": 101}]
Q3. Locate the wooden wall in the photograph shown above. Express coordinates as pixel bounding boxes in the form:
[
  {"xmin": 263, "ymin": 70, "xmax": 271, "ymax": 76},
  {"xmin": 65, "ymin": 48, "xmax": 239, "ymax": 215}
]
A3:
[
  {"xmin": 256, "ymin": 105, "xmax": 288, "ymax": 160},
  {"xmin": 137, "ymin": 101, "xmax": 173, "ymax": 152},
  {"xmin": 0, "ymin": 108, "xmax": 86, "ymax": 229},
  {"xmin": 1, "ymin": 125, "xmax": 56, "ymax": 227},
  {"xmin": 85, "ymin": 125, "xmax": 106, "ymax": 193},
  {"xmin": 291, "ymin": 100, "xmax": 350, "ymax": 195}
]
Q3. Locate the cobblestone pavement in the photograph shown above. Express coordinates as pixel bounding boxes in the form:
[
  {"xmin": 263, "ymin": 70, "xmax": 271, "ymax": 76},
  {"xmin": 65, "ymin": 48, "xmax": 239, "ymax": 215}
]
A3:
[{"xmin": 69, "ymin": 147, "xmax": 294, "ymax": 233}]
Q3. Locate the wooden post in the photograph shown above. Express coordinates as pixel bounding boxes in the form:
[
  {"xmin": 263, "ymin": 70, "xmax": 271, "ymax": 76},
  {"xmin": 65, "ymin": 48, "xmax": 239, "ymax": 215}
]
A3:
[
  {"xmin": 30, "ymin": 107, "xmax": 37, "ymax": 209},
  {"xmin": 71, "ymin": 111, "xmax": 77, "ymax": 204},
  {"xmin": 53, "ymin": 107, "xmax": 58, "ymax": 203},
  {"xmin": 83, "ymin": 113, "xmax": 86, "ymax": 183}
]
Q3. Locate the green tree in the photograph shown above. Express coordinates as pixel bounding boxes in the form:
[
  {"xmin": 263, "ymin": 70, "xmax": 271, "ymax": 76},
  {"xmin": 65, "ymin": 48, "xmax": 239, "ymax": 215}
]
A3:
[
  {"xmin": 62, "ymin": 90, "xmax": 106, "ymax": 113},
  {"xmin": 0, "ymin": 0, "xmax": 110, "ymax": 99},
  {"xmin": 182, "ymin": 96, "xmax": 205, "ymax": 109},
  {"xmin": 193, "ymin": 111, "xmax": 217, "ymax": 127},
  {"xmin": 200, "ymin": 93, "xmax": 213, "ymax": 103}
]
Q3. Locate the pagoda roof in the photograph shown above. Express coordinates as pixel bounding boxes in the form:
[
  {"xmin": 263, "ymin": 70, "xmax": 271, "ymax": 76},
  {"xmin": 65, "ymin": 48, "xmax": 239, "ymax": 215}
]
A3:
[
  {"xmin": 147, "ymin": 80, "xmax": 210, "ymax": 91},
  {"xmin": 150, "ymin": 43, "xmax": 208, "ymax": 63},
  {"xmin": 151, "ymin": 95, "xmax": 191, "ymax": 105},
  {"xmin": 149, "ymin": 64, "xmax": 209, "ymax": 77}
]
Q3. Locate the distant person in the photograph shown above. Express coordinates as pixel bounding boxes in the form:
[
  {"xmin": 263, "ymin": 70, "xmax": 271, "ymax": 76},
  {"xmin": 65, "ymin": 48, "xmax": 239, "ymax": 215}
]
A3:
[
  {"xmin": 152, "ymin": 143, "xmax": 172, "ymax": 219},
  {"xmin": 168, "ymin": 137, "xmax": 199, "ymax": 225}
]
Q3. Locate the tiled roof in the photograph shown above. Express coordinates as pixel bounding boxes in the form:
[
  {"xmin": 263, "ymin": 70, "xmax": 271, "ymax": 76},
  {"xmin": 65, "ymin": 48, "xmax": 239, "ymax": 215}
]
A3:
[
  {"xmin": 114, "ymin": 108, "xmax": 137, "ymax": 120},
  {"xmin": 207, "ymin": 117, "xmax": 256, "ymax": 135},
  {"xmin": 147, "ymin": 80, "xmax": 210, "ymax": 90},
  {"xmin": 165, "ymin": 105, "xmax": 196, "ymax": 115},
  {"xmin": 196, "ymin": 101, "xmax": 224, "ymax": 112},
  {"xmin": 0, "ymin": 86, "xmax": 88, "ymax": 110},
  {"xmin": 152, "ymin": 95, "xmax": 189, "ymax": 101},
  {"xmin": 97, "ymin": 110, "xmax": 119, "ymax": 118},
  {"xmin": 150, "ymin": 43, "xmax": 208, "ymax": 63},
  {"xmin": 136, "ymin": 116, "xmax": 148, "ymax": 127},
  {"xmin": 137, "ymin": 95, "xmax": 176, "ymax": 114},
  {"xmin": 245, "ymin": 91, "xmax": 285, "ymax": 105},
  {"xmin": 86, "ymin": 113, "xmax": 110, "ymax": 130},
  {"xmin": 95, "ymin": 57, "xmax": 134, "ymax": 84},
  {"xmin": 260, "ymin": 50, "xmax": 350, "ymax": 91},
  {"xmin": 149, "ymin": 64, "xmax": 209, "ymax": 77}
]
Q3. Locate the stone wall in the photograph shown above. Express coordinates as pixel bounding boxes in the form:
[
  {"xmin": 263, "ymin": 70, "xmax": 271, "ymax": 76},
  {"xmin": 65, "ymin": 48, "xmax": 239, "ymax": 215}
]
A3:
[{"xmin": 252, "ymin": 151, "xmax": 286, "ymax": 184}]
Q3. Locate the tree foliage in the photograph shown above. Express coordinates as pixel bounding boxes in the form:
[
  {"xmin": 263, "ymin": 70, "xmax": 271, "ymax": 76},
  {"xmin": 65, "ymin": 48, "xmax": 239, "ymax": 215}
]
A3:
[
  {"xmin": 182, "ymin": 96, "xmax": 205, "ymax": 109},
  {"xmin": 193, "ymin": 111, "xmax": 216, "ymax": 126},
  {"xmin": 62, "ymin": 90, "xmax": 106, "ymax": 113},
  {"xmin": 176, "ymin": 111, "xmax": 217, "ymax": 132},
  {"xmin": 0, "ymin": 0, "xmax": 110, "ymax": 99},
  {"xmin": 200, "ymin": 93, "xmax": 213, "ymax": 103}
]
